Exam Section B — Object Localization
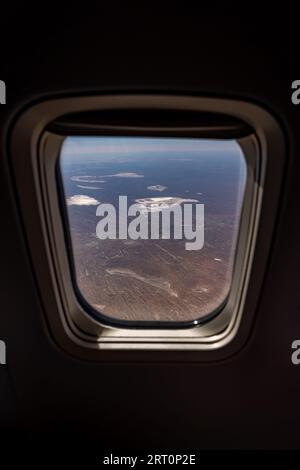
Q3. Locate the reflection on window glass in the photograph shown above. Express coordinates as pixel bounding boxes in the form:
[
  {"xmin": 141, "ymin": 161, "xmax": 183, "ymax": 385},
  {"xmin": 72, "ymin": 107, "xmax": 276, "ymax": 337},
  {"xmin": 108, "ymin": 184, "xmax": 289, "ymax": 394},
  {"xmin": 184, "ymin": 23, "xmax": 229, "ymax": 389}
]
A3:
[{"xmin": 59, "ymin": 137, "xmax": 246, "ymax": 324}]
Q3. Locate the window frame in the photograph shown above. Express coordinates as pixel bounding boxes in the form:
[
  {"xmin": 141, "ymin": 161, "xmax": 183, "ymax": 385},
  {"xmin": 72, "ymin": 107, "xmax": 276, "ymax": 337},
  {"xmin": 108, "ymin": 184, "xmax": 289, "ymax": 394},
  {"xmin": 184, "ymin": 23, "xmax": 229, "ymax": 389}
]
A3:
[{"xmin": 9, "ymin": 95, "xmax": 285, "ymax": 360}]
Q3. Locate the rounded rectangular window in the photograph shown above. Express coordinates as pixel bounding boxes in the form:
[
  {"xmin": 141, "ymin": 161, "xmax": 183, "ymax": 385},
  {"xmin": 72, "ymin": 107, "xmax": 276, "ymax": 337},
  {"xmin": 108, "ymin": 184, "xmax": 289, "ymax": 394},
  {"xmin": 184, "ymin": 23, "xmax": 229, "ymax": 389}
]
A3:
[
  {"xmin": 59, "ymin": 136, "xmax": 246, "ymax": 326},
  {"xmin": 11, "ymin": 95, "xmax": 285, "ymax": 354}
]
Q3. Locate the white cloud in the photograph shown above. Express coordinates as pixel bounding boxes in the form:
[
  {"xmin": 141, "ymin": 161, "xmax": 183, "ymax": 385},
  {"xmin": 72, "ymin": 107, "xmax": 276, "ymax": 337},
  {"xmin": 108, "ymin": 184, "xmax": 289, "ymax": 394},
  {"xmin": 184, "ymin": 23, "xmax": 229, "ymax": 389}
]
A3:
[
  {"xmin": 66, "ymin": 195, "xmax": 100, "ymax": 206},
  {"xmin": 135, "ymin": 197, "xmax": 198, "ymax": 213},
  {"xmin": 77, "ymin": 185, "xmax": 103, "ymax": 190},
  {"xmin": 110, "ymin": 172, "xmax": 144, "ymax": 178},
  {"xmin": 71, "ymin": 176, "xmax": 104, "ymax": 183},
  {"xmin": 147, "ymin": 185, "xmax": 167, "ymax": 192},
  {"xmin": 71, "ymin": 173, "xmax": 143, "ymax": 181}
]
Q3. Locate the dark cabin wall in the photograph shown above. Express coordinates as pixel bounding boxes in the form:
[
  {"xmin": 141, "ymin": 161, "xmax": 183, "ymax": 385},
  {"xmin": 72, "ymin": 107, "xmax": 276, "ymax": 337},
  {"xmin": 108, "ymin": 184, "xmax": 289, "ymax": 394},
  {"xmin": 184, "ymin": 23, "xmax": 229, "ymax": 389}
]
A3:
[{"xmin": 0, "ymin": 5, "xmax": 299, "ymax": 451}]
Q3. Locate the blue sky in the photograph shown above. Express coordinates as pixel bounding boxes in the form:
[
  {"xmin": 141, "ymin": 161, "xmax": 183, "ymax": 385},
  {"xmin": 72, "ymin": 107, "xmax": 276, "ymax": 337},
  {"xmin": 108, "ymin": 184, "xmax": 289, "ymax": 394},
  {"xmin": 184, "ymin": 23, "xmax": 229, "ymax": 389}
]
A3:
[{"xmin": 60, "ymin": 136, "xmax": 245, "ymax": 166}]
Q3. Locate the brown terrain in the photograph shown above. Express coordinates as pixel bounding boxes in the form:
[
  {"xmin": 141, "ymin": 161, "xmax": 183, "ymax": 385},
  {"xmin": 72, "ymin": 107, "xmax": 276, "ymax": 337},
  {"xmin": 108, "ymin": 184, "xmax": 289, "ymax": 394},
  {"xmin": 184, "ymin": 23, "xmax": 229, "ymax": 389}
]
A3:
[{"xmin": 69, "ymin": 211, "xmax": 237, "ymax": 323}]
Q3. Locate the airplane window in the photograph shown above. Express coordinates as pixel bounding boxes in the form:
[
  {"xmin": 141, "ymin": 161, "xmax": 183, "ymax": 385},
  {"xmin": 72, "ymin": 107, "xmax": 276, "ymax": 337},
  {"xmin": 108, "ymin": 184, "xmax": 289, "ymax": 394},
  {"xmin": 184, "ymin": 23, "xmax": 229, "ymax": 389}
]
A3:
[{"xmin": 59, "ymin": 136, "xmax": 246, "ymax": 326}]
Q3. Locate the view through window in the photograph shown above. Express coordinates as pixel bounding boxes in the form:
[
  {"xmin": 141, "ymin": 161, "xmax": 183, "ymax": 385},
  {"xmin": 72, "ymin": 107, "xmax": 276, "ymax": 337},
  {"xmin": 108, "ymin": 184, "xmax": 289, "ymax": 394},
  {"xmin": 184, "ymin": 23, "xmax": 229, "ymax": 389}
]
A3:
[{"xmin": 59, "ymin": 137, "xmax": 246, "ymax": 324}]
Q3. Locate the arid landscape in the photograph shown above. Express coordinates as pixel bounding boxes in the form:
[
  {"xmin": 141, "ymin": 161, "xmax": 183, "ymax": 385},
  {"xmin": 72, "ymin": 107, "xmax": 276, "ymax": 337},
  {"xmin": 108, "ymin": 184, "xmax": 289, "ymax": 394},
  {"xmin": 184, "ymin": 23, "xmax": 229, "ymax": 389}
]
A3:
[{"xmin": 60, "ymin": 136, "xmax": 246, "ymax": 324}]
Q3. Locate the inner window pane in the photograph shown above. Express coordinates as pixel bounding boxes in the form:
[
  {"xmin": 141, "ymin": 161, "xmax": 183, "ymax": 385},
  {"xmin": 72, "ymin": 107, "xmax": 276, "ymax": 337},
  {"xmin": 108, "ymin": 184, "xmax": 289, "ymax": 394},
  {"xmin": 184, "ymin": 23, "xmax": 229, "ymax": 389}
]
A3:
[{"xmin": 59, "ymin": 136, "xmax": 246, "ymax": 324}]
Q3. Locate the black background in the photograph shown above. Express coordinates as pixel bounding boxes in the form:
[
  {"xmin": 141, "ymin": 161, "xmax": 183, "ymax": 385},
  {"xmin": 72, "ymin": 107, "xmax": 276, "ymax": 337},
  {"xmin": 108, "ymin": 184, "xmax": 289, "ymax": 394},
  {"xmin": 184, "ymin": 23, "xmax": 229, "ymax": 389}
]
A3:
[{"xmin": 0, "ymin": 3, "xmax": 300, "ymax": 456}]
